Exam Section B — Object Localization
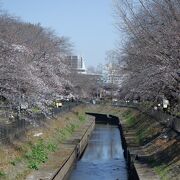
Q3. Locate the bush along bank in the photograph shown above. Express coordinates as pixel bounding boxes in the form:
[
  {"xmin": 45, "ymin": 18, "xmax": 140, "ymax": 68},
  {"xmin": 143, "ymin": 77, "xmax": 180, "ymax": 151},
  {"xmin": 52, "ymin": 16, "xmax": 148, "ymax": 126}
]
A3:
[{"xmin": 120, "ymin": 108, "xmax": 180, "ymax": 180}]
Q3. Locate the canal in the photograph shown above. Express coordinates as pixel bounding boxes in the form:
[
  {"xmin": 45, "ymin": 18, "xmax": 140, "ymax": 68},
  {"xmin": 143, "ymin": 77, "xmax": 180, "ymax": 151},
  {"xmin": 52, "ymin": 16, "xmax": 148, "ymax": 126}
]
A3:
[{"xmin": 66, "ymin": 124, "xmax": 128, "ymax": 180}]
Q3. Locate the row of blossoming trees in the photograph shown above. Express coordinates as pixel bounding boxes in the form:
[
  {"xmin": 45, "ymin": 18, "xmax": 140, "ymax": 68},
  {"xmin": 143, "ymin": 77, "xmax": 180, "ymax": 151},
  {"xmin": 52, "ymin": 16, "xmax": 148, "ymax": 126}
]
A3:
[
  {"xmin": 114, "ymin": 0, "xmax": 180, "ymax": 114},
  {"xmin": 0, "ymin": 13, "xmax": 76, "ymax": 112}
]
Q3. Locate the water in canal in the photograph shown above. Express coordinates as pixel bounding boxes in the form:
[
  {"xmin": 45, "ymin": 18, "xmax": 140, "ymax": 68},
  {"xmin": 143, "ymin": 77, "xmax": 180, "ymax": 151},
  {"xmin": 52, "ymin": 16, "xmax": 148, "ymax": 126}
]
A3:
[{"xmin": 68, "ymin": 124, "xmax": 128, "ymax": 180}]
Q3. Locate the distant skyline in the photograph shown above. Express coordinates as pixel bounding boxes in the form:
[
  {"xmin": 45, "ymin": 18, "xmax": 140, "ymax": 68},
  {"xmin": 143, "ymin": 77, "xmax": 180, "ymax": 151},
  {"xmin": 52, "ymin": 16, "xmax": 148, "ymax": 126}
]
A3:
[{"xmin": 1, "ymin": 0, "xmax": 117, "ymax": 67}]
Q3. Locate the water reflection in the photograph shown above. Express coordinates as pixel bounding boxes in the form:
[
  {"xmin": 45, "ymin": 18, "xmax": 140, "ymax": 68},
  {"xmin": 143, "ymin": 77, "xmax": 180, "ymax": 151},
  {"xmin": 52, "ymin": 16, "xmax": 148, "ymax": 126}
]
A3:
[{"xmin": 68, "ymin": 124, "xmax": 128, "ymax": 180}]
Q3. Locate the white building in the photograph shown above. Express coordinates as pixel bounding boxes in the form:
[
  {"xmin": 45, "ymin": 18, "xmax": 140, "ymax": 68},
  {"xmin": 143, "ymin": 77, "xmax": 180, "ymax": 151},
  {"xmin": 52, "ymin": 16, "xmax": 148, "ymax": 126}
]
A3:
[
  {"xmin": 103, "ymin": 62, "xmax": 123, "ymax": 87},
  {"xmin": 66, "ymin": 56, "xmax": 86, "ymax": 74}
]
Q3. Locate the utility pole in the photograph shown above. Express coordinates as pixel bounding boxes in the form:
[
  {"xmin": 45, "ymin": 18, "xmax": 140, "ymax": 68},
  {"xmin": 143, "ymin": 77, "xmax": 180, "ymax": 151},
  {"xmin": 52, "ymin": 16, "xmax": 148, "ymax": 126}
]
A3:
[{"xmin": 111, "ymin": 70, "xmax": 114, "ymax": 101}]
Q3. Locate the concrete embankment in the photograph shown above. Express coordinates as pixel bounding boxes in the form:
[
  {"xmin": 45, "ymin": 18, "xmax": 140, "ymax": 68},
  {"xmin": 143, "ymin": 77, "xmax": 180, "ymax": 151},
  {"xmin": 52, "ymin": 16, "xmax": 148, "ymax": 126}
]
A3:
[
  {"xmin": 119, "ymin": 108, "xmax": 180, "ymax": 180},
  {"xmin": 26, "ymin": 117, "xmax": 95, "ymax": 180}
]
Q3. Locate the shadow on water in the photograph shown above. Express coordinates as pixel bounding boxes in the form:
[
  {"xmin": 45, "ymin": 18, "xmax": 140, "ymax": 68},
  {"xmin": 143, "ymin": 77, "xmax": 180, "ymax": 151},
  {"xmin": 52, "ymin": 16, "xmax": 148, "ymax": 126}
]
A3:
[
  {"xmin": 65, "ymin": 113, "xmax": 129, "ymax": 180},
  {"xmin": 86, "ymin": 112, "xmax": 120, "ymax": 125}
]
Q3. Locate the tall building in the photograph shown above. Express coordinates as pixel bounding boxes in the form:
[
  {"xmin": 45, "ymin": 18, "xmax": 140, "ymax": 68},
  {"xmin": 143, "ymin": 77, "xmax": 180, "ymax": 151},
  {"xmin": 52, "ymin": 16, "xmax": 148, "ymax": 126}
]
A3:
[
  {"xmin": 103, "ymin": 62, "xmax": 123, "ymax": 87},
  {"xmin": 66, "ymin": 56, "xmax": 86, "ymax": 74}
]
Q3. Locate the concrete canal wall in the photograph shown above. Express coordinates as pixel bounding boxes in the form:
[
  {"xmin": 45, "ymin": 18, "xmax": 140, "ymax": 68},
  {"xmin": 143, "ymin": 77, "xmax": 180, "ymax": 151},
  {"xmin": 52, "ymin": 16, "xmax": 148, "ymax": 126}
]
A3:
[{"xmin": 53, "ymin": 119, "xmax": 95, "ymax": 180}]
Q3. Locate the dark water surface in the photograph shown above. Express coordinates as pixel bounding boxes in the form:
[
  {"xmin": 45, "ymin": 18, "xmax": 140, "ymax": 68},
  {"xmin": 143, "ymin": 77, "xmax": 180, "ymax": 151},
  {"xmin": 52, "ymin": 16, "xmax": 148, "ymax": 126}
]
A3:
[{"xmin": 67, "ymin": 124, "xmax": 128, "ymax": 180}]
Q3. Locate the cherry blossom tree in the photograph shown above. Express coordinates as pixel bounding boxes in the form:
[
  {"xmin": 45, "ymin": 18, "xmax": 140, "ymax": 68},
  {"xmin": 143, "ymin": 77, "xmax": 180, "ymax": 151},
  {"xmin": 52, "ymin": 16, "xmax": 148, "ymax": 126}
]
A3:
[
  {"xmin": 0, "ymin": 13, "xmax": 73, "ymax": 112},
  {"xmin": 114, "ymin": 0, "xmax": 180, "ymax": 113}
]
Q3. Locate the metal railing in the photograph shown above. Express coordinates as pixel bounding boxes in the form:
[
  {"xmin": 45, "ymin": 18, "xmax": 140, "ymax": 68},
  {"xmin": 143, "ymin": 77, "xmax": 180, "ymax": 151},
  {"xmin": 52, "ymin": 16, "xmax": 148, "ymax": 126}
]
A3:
[
  {"xmin": 112, "ymin": 101, "xmax": 180, "ymax": 133},
  {"xmin": 0, "ymin": 101, "xmax": 81, "ymax": 144}
]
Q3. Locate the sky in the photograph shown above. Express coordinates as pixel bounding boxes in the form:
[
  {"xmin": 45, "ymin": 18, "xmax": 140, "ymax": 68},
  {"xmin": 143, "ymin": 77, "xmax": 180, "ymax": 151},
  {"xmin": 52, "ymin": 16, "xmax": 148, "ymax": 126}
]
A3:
[{"xmin": 1, "ymin": 0, "xmax": 117, "ymax": 67}]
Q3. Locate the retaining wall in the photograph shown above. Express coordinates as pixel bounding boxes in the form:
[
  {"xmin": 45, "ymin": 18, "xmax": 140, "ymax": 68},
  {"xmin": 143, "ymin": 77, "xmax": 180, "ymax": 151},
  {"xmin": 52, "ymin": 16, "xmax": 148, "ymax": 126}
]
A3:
[{"xmin": 53, "ymin": 119, "xmax": 95, "ymax": 180}]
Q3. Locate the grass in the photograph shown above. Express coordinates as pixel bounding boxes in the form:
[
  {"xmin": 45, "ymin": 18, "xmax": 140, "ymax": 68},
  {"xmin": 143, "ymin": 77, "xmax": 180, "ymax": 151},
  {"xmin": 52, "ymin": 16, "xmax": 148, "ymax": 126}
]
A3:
[
  {"xmin": 121, "ymin": 108, "xmax": 176, "ymax": 180},
  {"xmin": 0, "ymin": 170, "xmax": 6, "ymax": 177},
  {"xmin": 146, "ymin": 160, "xmax": 166, "ymax": 178},
  {"xmin": 126, "ymin": 115, "xmax": 136, "ymax": 126},
  {"xmin": 122, "ymin": 110, "xmax": 136, "ymax": 127},
  {"xmin": 10, "ymin": 157, "xmax": 22, "ymax": 166},
  {"xmin": 25, "ymin": 139, "xmax": 57, "ymax": 170},
  {"xmin": 122, "ymin": 109, "xmax": 158, "ymax": 144},
  {"xmin": 136, "ymin": 130, "xmax": 147, "ymax": 144},
  {"xmin": 24, "ymin": 121, "xmax": 80, "ymax": 170},
  {"xmin": 121, "ymin": 109, "xmax": 132, "ymax": 118},
  {"xmin": 24, "ymin": 113, "xmax": 86, "ymax": 170},
  {"xmin": 154, "ymin": 164, "xmax": 170, "ymax": 180},
  {"xmin": 78, "ymin": 114, "xmax": 86, "ymax": 122}
]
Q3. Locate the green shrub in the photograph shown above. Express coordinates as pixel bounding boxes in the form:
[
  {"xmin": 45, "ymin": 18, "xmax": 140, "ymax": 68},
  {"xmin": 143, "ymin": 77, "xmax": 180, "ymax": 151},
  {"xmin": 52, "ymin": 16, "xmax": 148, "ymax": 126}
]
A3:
[
  {"xmin": 25, "ymin": 139, "xmax": 57, "ymax": 170},
  {"xmin": 136, "ymin": 130, "xmax": 147, "ymax": 144},
  {"xmin": 47, "ymin": 143, "xmax": 57, "ymax": 152},
  {"xmin": 154, "ymin": 164, "xmax": 170, "ymax": 180},
  {"xmin": 126, "ymin": 116, "xmax": 136, "ymax": 126},
  {"xmin": 58, "ymin": 129, "xmax": 69, "ymax": 140},
  {"xmin": 78, "ymin": 114, "xmax": 86, "ymax": 122},
  {"xmin": 0, "ymin": 171, "xmax": 6, "ymax": 177},
  {"xmin": 28, "ymin": 160, "xmax": 40, "ymax": 170},
  {"xmin": 65, "ymin": 123, "xmax": 75, "ymax": 134}
]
